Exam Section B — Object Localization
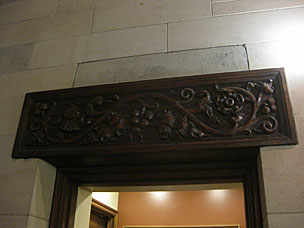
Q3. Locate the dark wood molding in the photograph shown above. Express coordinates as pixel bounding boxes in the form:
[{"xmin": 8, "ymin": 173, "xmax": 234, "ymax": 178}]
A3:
[
  {"xmin": 49, "ymin": 171, "xmax": 78, "ymax": 228},
  {"xmin": 91, "ymin": 199, "xmax": 118, "ymax": 216},
  {"xmin": 91, "ymin": 199, "xmax": 118, "ymax": 228},
  {"xmin": 13, "ymin": 68, "xmax": 297, "ymax": 159},
  {"xmin": 49, "ymin": 148, "xmax": 264, "ymax": 228}
]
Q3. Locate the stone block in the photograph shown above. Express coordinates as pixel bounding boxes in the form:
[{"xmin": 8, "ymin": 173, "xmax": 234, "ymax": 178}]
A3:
[
  {"xmin": 0, "ymin": 134, "xmax": 38, "ymax": 180},
  {"xmin": 56, "ymin": 0, "xmax": 96, "ymax": 15},
  {"xmin": 0, "ymin": 43, "xmax": 33, "ymax": 74},
  {"xmin": 0, "ymin": 10, "xmax": 93, "ymax": 48},
  {"xmin": 75, "ymin": 45, "xmax": 248, "ymax": 87},
  {"xmin": 267, "ymin": 213, "xmax": 304, "ymax": 228},
  {"xmin": 29, "ymin": 160, "xmax": 56, "ymax": 220},
  {"xmin": 168, "ymin": 7, "xmax": 304, "ymax": 51},
  {"xmin": 212, "ymin": 0, "xmax": 238, "ymax": 2},
  {"xmin": 37, "ymin": 9, "xmax": 93, "ymax": 42},
  {"xmin": 0, "ymin": 65, "xmax": 76, "ymax": 134},
  {"xmin": 0, "ymin": 169, "xmax": 37, "ymax": 214},
  {"xmin": 29, "ymin": 36, "xmax": 87, "ymax": 69},
  {"xmin": 0, "ymin": 0, "xmax": 58, "ymax": 25},
  {"xmin": 85, "ymin": 24, "xmax": 167, "ymax": 62},
  {"xmin": 27, "ymin": 216, "xmax": 49, "ymax": 228},
  {"xmin": 0, "ymin": 65, "xmax": 75, "ymax": 96},
  {"xmin": 0, "ymin": 95, "xmax": 28, "ymax": 135},
  {"xmin": 260, "ymin": 113, "xmax": 304, "ymax": 213},
  {"xmin": 30, "ymin": 24, "xmax": 166, "ymax": 68},
  {"xmin": 0, "ymin": 215, "xmax": 28, "ymax": 228},
  {"xmin": 213, "ymin": 0, "xmax": 304, "ymax": 16},
  {"xmin": 0, "ymin": 0, "xmax": 23, "ymax": 5},
  {"xmin": 92, "ymin": 0, "xmax": 211, "ymax": 33}
]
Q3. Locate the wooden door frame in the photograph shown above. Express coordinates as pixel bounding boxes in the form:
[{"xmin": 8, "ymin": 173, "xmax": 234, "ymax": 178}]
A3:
[
  {"xmin": 13, "ymin": 69, "xmax": 296, "ymax": 228},
  {"xmin": 48, "ymin": 148, "xmax": 265, "ymax": 228},
  {"xmin": 90, "ymin": 199, "xmax": 118, "ymax": 228}
]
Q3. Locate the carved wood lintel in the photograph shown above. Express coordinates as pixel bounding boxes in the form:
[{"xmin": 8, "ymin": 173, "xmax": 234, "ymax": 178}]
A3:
[{"xmin": 12, "ymin": 68, "xmax": 297, "ymax": 158}]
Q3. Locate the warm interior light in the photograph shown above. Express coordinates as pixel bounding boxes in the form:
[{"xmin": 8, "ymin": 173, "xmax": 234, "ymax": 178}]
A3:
[
  {"xmin": 208, "ymin": 189, "xmax": 229, "ymax": 203},
  {"xmin": 92, "ymin": 192, "xmax": 119, "ymax": 209},
  {"xmin": 149, "ymin": 191, "xmax": 168, "ymax": 200},
  {"xmin": 277, "ymin": 23, "xmax": 304, "ymax": 74}
]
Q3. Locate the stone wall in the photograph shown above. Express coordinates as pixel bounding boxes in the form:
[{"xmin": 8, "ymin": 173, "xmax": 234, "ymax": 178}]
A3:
[{"xmin": 0, "ymin": 0, "xmax": 304, "ymax": 227}]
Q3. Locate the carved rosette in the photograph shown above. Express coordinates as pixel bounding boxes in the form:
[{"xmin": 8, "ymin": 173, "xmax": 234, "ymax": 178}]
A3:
[{"xmin": 25, "ymin": 78, "xmax": 281, "ymax": 147}]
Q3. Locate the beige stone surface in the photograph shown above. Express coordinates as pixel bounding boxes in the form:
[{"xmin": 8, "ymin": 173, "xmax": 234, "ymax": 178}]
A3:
[
  {"xmin": 0, "ymin": 9, "xmax": 93, "ymax": 48},
  {"xmin": 0, "ymin": 215, "xmax": 28, "ymax": 228},
  {"xmin": 213, "ymin": 0, "xmax": 304, "ymax": 16},
  {"xmin": 27, "ymin": 216, "xmax": 49, "ymax": 228},
  {"xmin": 74, "ymin": 188, "xmax": 92, "ymax": 228},
  {"xmin": 85, "ymin": 24, "xmax": 167, "ymax": 62},
  {"xmin": 0, "ymin": 0, "xmax": 58, "ymax": 25},
  {"xmin": 92, "ymin": 0, "xmax": 211, "ymax": 33},
  {"xmin": 212, "ymin": 0, "xmax": 238, "ymax": 2},
  {"xmin": 29, "ymin": 36, "xmax": 87, "ymax": 69},
  {"xmin": 0, "ymin": 137, "xmax": 51, "ymax": 225},
  {"xmin": 37, "ymin": 9, "xmax": 93, "ymax": 41},
  {"xmin": 0, "ymin": 135, "xmax": 38, "ymax": 180},
  {"xmin": 29, "ymin": 160, "xmax": 56, "ymax": 220},
  {"xmin": 267, "ymin": 213, "xmax": 304, "ymax": 228},
  {"xmin": 0, "ymin": 65, "xmax": 75, "ymax": 96},
  {"xmin": 0, "ymin": 20, "xmax": 42, "ymax": 48},
  {"xmin": 56, "ymin": 0, "xmax": 96, "ymax": 15},
  {"xmin": 30, "ymin": 24, "xmax": 166, "ymax": 68},
  {"xmin": 246, "ymin": 41, "xmax": 284, "ymax": 69},
  {"xmin": 168, "ymin": 7, "xmax": 304, "ymax": 51},
  {"xmin": 0, "ymin": 168, "xmax": 37, "ymax": 214},
  {"xmin": 260, "ymin": 113, "xmax": 304, "ymax": 213},
  {"xmin": 75, "ymin": 45, "xmax": 248, "ymax": 86},
  {"xmin": 0, "ymin": 0, "xmax": 23, "ymax": 4},
  {"xmin": 0, "ymin": 65, "xmax": 76, "ymax": 134},
  {"xmin": 246, "ymin": 41, "xmax": 304, "ymax": 115},
  {"xmin": 0, "ymin": 43, "xmax": 33, "ymax": 74},
  {"xmin": 0, "ymin": 95, "xmax": 29, "ymax": 135}
]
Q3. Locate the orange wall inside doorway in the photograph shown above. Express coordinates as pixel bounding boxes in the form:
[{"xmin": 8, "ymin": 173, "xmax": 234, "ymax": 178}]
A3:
[{"xmin": 117, "ymin": 189, "xmax": 246, "ymax": 228}]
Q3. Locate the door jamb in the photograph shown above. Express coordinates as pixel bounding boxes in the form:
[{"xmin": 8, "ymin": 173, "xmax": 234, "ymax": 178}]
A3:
[{"xmin": 48, "ymin": 149, "xmax": 264, "ymax": 228}]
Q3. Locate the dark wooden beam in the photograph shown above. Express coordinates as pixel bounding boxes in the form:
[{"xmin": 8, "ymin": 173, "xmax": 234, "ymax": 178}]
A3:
[
  {"xmin": 49, "ymin": 171, "xmax": 78, "ymax": 228},
  {"xmin": 12, "ymin": 68, "xmax": 297, "ymax": 162}
]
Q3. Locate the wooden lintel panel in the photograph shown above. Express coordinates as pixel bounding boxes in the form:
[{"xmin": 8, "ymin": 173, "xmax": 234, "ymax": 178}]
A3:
[{"xmin": 12, "ymin": 68, "xmax": 297, "ymax": 159}]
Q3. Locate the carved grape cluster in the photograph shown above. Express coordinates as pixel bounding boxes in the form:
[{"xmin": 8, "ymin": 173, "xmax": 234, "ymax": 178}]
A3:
[
  {"xmin": 129, "ymin": 107, "xmax": 154, "ymax": 140},
  {"xmin": 262, "ymin": 98, "xmax": 277, "ymax": 114}
]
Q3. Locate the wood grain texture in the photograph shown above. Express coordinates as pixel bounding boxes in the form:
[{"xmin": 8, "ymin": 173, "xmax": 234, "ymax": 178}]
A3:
[
  {"xmin": 12, "ymin": 68, "xmax": 297, "ymax": 159},
  {"xmin": 91, "ymin": 199, "xmax": 118, "ymax": 228},
  {"xmin": 49, "ymin": 170, "xmax": 78, "ymax": 228}
]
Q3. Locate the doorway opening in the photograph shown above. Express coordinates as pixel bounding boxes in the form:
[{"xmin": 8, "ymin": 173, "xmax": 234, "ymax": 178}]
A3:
[
  {"xmin": 48, "ymin": 148, "xmax": 264, "ymax": 228},
  {"xmin": 85, "ymin": 183, "xmax": 247, "ymax": 228}
]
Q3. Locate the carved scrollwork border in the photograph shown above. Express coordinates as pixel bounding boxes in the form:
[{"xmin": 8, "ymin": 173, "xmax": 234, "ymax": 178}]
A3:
[{"xmin": 12, "ymin": 68, "xmax": 297, "ymax": 158}]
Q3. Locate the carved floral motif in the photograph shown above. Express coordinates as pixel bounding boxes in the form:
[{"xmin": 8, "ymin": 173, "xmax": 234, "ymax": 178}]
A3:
[{"xmin": 25, "ymin": 79, "xmax": 280, "ymax": 147}]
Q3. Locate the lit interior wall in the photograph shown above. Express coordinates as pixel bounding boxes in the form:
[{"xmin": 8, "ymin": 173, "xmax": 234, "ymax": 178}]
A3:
[
  {"xmin": 92, "ymin": 192, "xmax": 119, "ymax": 210},
  {"xmin": 117, "ymin": 189, "xmax": 246, "ymax": 228}
]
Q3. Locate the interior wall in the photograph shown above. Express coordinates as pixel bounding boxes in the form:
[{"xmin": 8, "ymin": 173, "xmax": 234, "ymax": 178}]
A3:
[
  {"xmin": 1, "ymin": 0, "xmax": 304, "ymax": 228},
  {"xmin": 117, "ymin": 190, "xmax": 246, "ymax": 228},
  {"xmin": 92, "ymin": 192, "xmax": 119, "ymax": 210}
]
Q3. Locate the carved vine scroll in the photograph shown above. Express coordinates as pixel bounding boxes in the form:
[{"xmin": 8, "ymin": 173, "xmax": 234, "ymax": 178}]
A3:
[{"xmin": 13, "ymin": 68, "xmax": 297, "ymax": 158}]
